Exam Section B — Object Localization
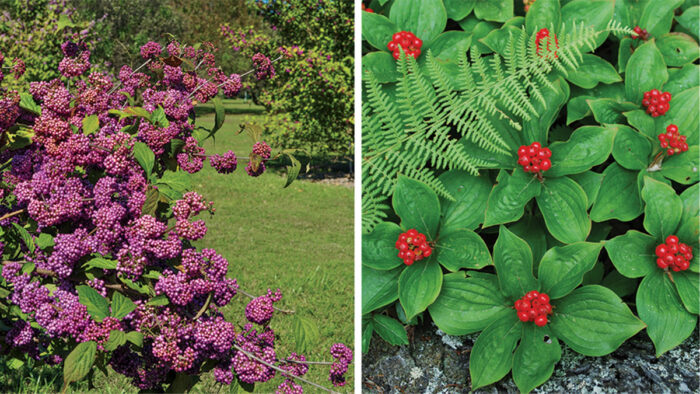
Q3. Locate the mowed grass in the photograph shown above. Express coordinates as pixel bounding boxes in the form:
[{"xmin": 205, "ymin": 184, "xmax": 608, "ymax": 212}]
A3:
[{"xmin": 0, "ymin": 100, "xmax": 354, "ymax": 393}]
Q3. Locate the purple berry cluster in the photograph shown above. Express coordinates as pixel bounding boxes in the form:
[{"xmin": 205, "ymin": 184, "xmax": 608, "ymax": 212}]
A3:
[
  {"xmin": 210, "ymin": 150, "xmax": 238, "ymax": 174},
  {"xmin": 246, "ymin": 141, "xmax": 273, "ymax": 177},
  {"xmin": 245, "ymin": 288, "xmax": 283, "ymax": 325},
  {"xmin": 329, "ymin": 343, "xmax": 353, "ymax": 387},
  {"xmin": 252, "ymin": 52, "xmax": 276, "ymax": 80}
]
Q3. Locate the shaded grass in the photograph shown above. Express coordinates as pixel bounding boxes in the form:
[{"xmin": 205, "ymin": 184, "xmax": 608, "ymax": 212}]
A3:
[{"xmin": 0, "ymin": 100, "xmax": 354, "ymax": 393}]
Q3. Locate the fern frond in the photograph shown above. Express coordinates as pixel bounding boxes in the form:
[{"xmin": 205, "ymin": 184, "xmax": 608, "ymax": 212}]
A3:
[{"xmin": 361, "ymin": 21, "xmax": 627, "ymax": 232}]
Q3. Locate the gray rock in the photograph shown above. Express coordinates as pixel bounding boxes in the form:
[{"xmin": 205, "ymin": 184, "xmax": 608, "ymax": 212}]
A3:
[{"xmin": 362, "ymin": 322, "xmax": 700, "ymax": 393}]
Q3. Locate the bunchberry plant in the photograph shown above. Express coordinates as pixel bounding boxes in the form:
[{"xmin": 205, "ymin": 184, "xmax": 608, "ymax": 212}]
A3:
[
  {"xmin": 605, "ymin": 179, "xmax": 698, "ymax": 356},
  {"xmin": 0, "ymin": 37, "xmax": 351, "ymax": 393},
  {"xmin": 386, "ymin": 31, "xmax": 423, "ymax": 60},
  {"xmin": 362, "ymin": 0, "xmax": 698, "ymax": 392}
]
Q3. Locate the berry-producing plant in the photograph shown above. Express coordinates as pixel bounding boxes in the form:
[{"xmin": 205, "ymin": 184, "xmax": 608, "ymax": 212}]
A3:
[
  {"xmin": 0, "ymin": 37, "xmax": 351, "ymax": 393},
  {"xmin": 362, "ymin": 0, "xmax": 699, "ymax": 392}
]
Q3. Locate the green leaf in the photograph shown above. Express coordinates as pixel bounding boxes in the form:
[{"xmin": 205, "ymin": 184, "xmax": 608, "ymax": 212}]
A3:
[
  {"xmin": 362, "ymin": 221, "xmax": 403, "ymax": 270},
  {"xmin": 435, "ymin": 229, "xmax": 491, "ymax": 271},
  {"xmin": 77, "ymin": 285, "xmax": 110, "ymax": 322},
  {"xmin": 151, "ymin": 106, "xmax": 169, "ymax": 128},
  {"xmin": 565, "ymin": 54, "xmax": 621, "ymax": 89},
  {"xmin": 566, "ymin": 96, "xmax": 593, "ymax": 125},
  {"xmin": 641, "ymin": 176, "xmax": 683, "ymax": 239},
  {"xmin": 538, "ymin": 242, "xmax": 603, "ymax": 299},
  {"xmin": 536, "ymin": 176, "xmax": 591, "ymax": 244},
  {"xmin": 372, "ymin": 314, "xmax": 408, "ymax": 345},
  {"xmin": 392, "ymin": 175, "xmax": 441, "ymax": 240},
  {"xmin": 426, "ymin": 31, "xmax": 472, "ymax": 63},
  {"xmin": 362, "ymin": 319, "xmax": 374, "ymax": 353},
  {"xmin": 625, "ymin": 40, "xmax": 669, "ymax": 104},
  {"xmin": 623, "ymin": 109, "xmax": 657, "ymax": 140},
  {"xmin": 141, "ymin": 187, "xmax": 160, "ymax": 217},
  {"xmin": 111, "ymin": 292, "xmax": 137, "ymax": 320},
  {"xmin": 601, "ymin": 270, "xmax": 638, "ymax": 298},
  {"xmin": 678, "ymin": 184, "xmax": 699, "ymax": 244},
  {"xmin": 469, "ymin": 314, "xmax": 521, "ymax": 390},
  {"xmin": 569, "ymin": 171, "xmax": 603, "ymax": 209},
  {"xmin": 591, "ymin": 163, "xmax": 643, "ymax": 222},
  {"xmin": 362, "ymin": 52, "xmax": 401, "ymax": 83},
  {"xmin": 484, "ymin": 170, "xmax": 541, "ymax": 227},
  {"xmin": 82, "ymin": 115, "xmax": 99, "ymax": 135},
  {"xmin": 362, "ymin": 266, "xmax": 402, "ymax": 314},
  {"xmin": 560, "ymin": 0, "xmax": 615, "ymax": 50},
  {"xmin": 611, "ymin": 124, "xmax": 652, "ymax": 170},
  {"xmin": 133, "ymin": 142, "xmax": 155, "ymax": 176},
  {"xmin": 103, "ymin": 330, "xmax": 126, "ymax": 351},
  {"xmin": 63, "ymin": 341, "xmax": 97, "ymax": 389},
  {"xmin": 443, "ymin": 0, "xmax": 475, "ymax": 20},
  {"xmin": 474, "ymin": 0, "xmax": 513, "ymax": 22},
  {"xmin": 19, "ymin": 93, "xmax": 41, "ymax": 115},
  {"xmin": 156, "ymin": 171, "xmax": 191, "ymax": 194},
  {"xmin": 637, "ymin": 270, "xmax": 697, "ymax": 356},
  {"xmin": 12, "ymin": 223, "xmax": 35, "ymax": 253},
  {"xmin": 674, "ymin": 271, "xmax": 699, "ymax": 314},
  {"xmin": 36, "ymin": 233, "xmax": 55, "ymax": 250},
  {"xmin": 525, "ymin": 0, "xmax": 561, "ymax": 35},
  {"xmin": 656, "ymin": 33, "xmax": 700, "ymax": 67},
  {"xmin": 390, "ymin": 0, "xmax": 447, "ymax": 42},
  {"xmin": 660, "ymin": 146, "xmax": 700, "ymax": 185},
  {"xmin": 547, "ymin": 126, "xmax": 615, "ymax": 177},
  {"xmin": 282, "ymin": 153, "xmax": 301, "ymax": 188},
  {"xmin": 551, "ymin": 285, "xmax": 646, "ymax": 356},
  {"xmin": 509, "ymin": 215, "xmax": 548, "ymax": 265},
  {"xmin": 147, "ymin": 294, "xmax": 170, "ymax": 306},
  {"xmin": 438, "ymin": 171, "xmax": 491, "ymax": 233},
  {"xmin": 639, "ymin": 0, "xmax": 685, "ymax": 38},
  {"xmin": 429, "ymin": 272, "xmax": 510, "ymax": 335},
  {"xmin": 523, "ymin": 76, "xmax": 570, "ymax": 144},
  {"xmin": 293, "ymin": 315, "xmax": 320, "ymax": 353},
  {"xmin": 664, "ymin": 64, "xmax": 699, "ymax": 96},
  {"xmin": 398, "ymin": 259, "xmax": 443, "ymax": 320},
  {"xmin": 212, "ymin": 97, "xmax": 225, "ymax": 136},
  {"xmin": 362, "ymin": 12, "xmax": 398, "ymax": 51},
  {"xmin": 125, "ymin": 331, "xmax": 143, "ymax": 347},
  {"xmin": 586, "ymin": 98, "xmax": 638, "ymax": 125},
  {"xmin": 512, "ymin": 324, "xmax": 561, "ymax": 394},
  {"xmin": 56, "ymin": 14, "xmax": 75, "ymax": 30},
  {"xmin": 677, "ymin": 6, "xmax": 700, "ymax": 40},
  {"xmin": 493, "ymin": 226, "xmax": 538, "ymax": 299},
  {"xmin": 605, "ymin": 230, "xmax": 658, "ymax": 278}
]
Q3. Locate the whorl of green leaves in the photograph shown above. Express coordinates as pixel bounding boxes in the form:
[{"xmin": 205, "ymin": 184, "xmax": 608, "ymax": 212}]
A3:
[{"xmin": 362, "ymin": 20, "xmax": 633, "ymax": 233}]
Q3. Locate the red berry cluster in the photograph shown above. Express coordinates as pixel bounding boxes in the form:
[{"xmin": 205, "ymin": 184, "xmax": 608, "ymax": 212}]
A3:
[
  {"xmin": 657, "ymin": 124, "xmax": 688, "ymax": 156},
  {"xmin": 535, "ymin": 28, "xmax": 558, "ymax": 58},
  {"xmin": 517, "ymin": 142, "xmax": 552, "ymax": 173},
  {"xmin": 655, "ymin": 235, "xmax": 693, "ymax": 272},
  {"xmin": 395, "ymin": 229, "xmax": 432, "ymax": 266},
  {"xmin": 515, "ymin": 291, "xmax": 552, "ymax": 327},
  {"xmin": 632, "ymin": 26, "xmax": 649, "ymax": 40},
  {"xmin": 387, "ymin": 31, "xmax": 422, "ymax": 60},
  {"xmin": 362, "ymin": 3, "xmax": 374, "ymax": 13},
  {"xmin": 642, "ymin": 89, "xmax": 671, "ymax": 117}
]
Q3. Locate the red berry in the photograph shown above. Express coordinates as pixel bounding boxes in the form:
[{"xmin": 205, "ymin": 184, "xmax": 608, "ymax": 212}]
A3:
[
  {"xmin": 534, "ymin": 315, "xmax": 548, "ymax": 327},
  {"xmin": 667, "ymin": 235, "xmax": 679, "ymax": 244},
  {"xmin": 404, "ymin": 258, "xmax": 413, "ymax": 266}
]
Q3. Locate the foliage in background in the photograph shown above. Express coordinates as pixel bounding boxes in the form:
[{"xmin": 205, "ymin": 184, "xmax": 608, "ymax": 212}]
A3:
[
  {"xmin": 221, "ymin": 0, "xmax": 354, "ymax": 156},
  {"xmin": 0, "ymin": 0, "xmax": 97, "ymax": 87},
  {"xmin": 361, "ymin": 0, "xmax": 699, "ymax": 392}
]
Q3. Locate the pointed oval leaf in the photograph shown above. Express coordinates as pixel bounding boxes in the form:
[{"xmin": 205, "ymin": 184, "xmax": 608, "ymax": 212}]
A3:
[
  {"xmin": 362, "ymin": 12, "xmax": 398, "ymax": 51},
  {"xmin": 372, "ymin": 314, "xmax": 408, "ymax": 346},
  {"xmin": 536, "ymin": 176, "xmax": 591, "ymax": 244},
  {"xmin": 493, "ymin": 226, "xmax": 538, "ymax": 299},
  {"xmin": 550, "ymin": 285, "xmax": 646, "ymax": 356},
  {"xmin": 111, "ymin": 291, "xmax": 137, "ymax": 320},
  {"xmin": 429, "ymin": 272, "xmax": 510, "ymax": 335},
  {"xmin": 674, "ymin": 271, "xmax": 699, "ymax": 315},
  {"xmin": 591, "ymin": 163, "xmax": 643, "ymax": 222},
  {"xmin": 484, "ymin": 170, "xmax": 541, "ymax": 228},
  {"xmin": 512, "ymin": 324, "xmax": 561, "ymax": 394},
  {"xmin": 362, "ymin": 221, "xmax": 403, "ymax": 270},
  {"xmin": 398, "ymin": 259, "xmax": 443, "ymax": 320},
  {"xmin": 611, "ymin": 124, "xmax": 653, "ymax": 170},
  {"xmin": 660, "ymin": 145, "xmax": 700, "ymax": 185},
  {"xmin": 637, "ymin": 270, "xmax": 697, "ymax": 356},
  {"xmin": 605, "ymin": 230, "xmax": 658, "ymax": 278},
  {"xmin": 538, "ymin": 242, "xmax": 603, "ymax": 299},
  {"xmin": 392, "ymin": 175, "xmax": 441, "ymax": 240},
  {"xmin": 77, "ymin": 285, "xmax": 110, "ymax": 322},
  {"xmin": 469, "ymin": 313, "xmax": 521, "ymax": 390},
  {"xmin": 390, "ymin": 0, "xmax": 447, "ymax": 42},
  {"xmin": 436, "ymin": 229, "xmax": 492, "ymax": 271},
  {"xmin": 547, "ymin": 126, "xmax": 615, "ymax": 177},
  {"xmin": 104, "ymin": 330, "xmax": 127, "ymax": 351},
  {"xmin": 63, "ymin": 341, "xmax": 97, "ymax": 387},
  {"xmin": 641, "ymin": 176, "xmax": 683, "ymax": 239},
  {"xmin": 362, "ymin": 266, "xmax": 402, "ymax": 314},
  {"xmin": 625, "ymin": 39, "xmax": 669, "ymax": 104},
  {"xmin": 438, "ymin": 170, "xmax": 492, "ymax": 233}
]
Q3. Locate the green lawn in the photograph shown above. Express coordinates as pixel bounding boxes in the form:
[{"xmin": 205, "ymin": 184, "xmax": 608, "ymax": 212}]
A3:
[{"xmin": 0, "ymin": 100, "xmax": 354, "ymax": 393}]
